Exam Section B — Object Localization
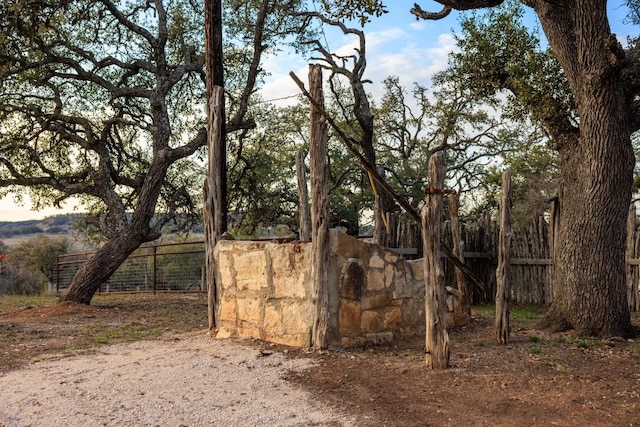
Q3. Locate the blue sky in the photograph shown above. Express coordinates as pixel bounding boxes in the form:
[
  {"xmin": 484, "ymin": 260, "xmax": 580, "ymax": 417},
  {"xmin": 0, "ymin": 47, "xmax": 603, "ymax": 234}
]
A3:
[
  {"xmin": 261, "ymin": 1, "xmax": 638, "ymax": 106},
  {"xmin": 1, "ymin": 1, "xmax": 637, "ymax": 222}
]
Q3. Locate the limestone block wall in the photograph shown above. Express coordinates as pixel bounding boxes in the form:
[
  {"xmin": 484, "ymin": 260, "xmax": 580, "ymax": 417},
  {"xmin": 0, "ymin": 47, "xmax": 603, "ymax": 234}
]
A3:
[
  {"xmin": 214, "ymin": 230, "xmax": 464, "ymax": 348},
  {"xmin": 329, "ymin": 230, "xmax": 426, "ymax": 347},
  {"xmin": 215, "ymin": 240, "xmax": 314, "ymax": 347}
]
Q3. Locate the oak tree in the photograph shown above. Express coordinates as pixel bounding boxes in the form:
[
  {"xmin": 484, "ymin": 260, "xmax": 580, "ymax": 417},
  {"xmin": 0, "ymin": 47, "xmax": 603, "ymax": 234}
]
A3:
[
  {"xmin": 411, "ymin": 0, "xmax": 639, "ymax": 336},
  {"xmin": 0, "ymin": 0, "xmax": 305, "ymax": 304}
]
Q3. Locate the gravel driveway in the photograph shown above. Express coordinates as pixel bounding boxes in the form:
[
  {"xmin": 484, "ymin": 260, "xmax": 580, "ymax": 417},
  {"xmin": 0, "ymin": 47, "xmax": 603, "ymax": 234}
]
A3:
[{"xmin": 0, "ymin": 333, "xmax": 359, "ymax": 426}]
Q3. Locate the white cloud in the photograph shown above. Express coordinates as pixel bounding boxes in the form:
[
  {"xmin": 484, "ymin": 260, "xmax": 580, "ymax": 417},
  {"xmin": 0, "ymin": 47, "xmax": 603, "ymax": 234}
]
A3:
[
  {"xmin": 362, "ymin": 32, "xmax": 457, "ymax": 100},
  {"xmin": 409, "ymin": 21, "xmax": 427, "ymax": 31},
  {"xmin": 259, "ymin": 25, "xmax": 458, "ymax": 107},
  {"xmin": 423, "ymin": 33, "xmax": 458, "ymax": 76},
  {"xmin": 259, "ymin": 53, "xmax": 308, "ymax": 107},
  {"xmin": 365, "ymin": 28, "xmax": 408, "ymax": 49}
]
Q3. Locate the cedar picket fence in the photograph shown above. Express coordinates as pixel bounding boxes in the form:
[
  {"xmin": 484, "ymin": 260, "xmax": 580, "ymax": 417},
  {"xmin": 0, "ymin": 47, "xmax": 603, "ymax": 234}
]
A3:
[{"xmin": 382, "ymin": 208, "xmax": 640, "ymax": 309}]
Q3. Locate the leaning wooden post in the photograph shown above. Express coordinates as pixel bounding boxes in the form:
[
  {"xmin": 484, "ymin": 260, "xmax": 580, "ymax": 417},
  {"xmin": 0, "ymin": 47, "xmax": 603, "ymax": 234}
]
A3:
[
  {"xmin": 309, "ymin": 64, "xmax": 329, "ymax": 349},
  {"xmin": 204, "ymin": 86, "xmax": 225, "ymax": 333},
  {"xmin": 296, "ymin": 150, "xmax": 311, "ymax": 242},
  {"xmin": 423, "ymin": 152, "xmax": 450, "ymax": 369},
  {"xmin": 495, "ymin": 169, "xmax": 512, "ymax": 344},
  {"xmin": 626, "ymin": 204, "xmax": 638, "ymax": 312},
  {"xmin": 450, "ymin": 190, "xmax": 470, "ymax": 316}
]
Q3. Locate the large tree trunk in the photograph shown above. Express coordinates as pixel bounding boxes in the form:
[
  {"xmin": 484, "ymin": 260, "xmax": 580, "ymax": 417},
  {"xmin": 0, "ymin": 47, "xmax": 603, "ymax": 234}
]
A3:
[
  {"xmin": 541, "ymin": 106, "xmax": 634, "ymax": 336},
  {"xmin": 59, "ymin": 231, "xmax": 153, "ymax": 304},
  {"xmin": 412, "ymin": 0, "xmax": 633, "ymax": 336},
  {"xmin": 534, "ymin": 1, "xmax": 634, "ymax": 336},
  {"xmin": 60, "ymin": 151, "xmax": 170, "ymax": 304}
]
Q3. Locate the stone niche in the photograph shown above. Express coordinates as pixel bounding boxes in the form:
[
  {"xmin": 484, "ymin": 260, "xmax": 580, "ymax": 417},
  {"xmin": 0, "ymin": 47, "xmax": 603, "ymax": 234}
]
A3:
[{"xmin": 214, "ymin": 229, "xmax": 466, "ymax": 348}]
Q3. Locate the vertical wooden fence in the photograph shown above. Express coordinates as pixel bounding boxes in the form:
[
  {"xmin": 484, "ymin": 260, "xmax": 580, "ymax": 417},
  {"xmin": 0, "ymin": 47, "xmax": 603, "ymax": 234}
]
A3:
[{"xmin": 379, "ymin": 205, "xmax": 640, "ymax": 310}]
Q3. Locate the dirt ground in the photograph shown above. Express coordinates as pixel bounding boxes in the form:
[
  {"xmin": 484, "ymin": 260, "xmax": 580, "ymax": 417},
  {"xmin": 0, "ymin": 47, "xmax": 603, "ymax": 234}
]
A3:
[{"xmin": 1, "ymin": 293, "xmax": 640, "ymax": 426}]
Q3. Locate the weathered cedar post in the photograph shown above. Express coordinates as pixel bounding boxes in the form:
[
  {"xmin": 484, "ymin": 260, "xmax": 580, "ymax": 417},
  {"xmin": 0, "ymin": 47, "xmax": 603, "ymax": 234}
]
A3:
[
  {"xmin": 374, "ymin": 195, "xmax": 384, "ymax": 245},
  {"xmin": 204, "ymin": 87, "xmax": 224, "ymax": 332},
  {"xmin": 422, "ymin": 152, "xmax": 450, "ymax": 369},
  {"xmin": 626, "ymin": 204, "xmax": 638, "ymax": 312},
  {"xmin": 296, "ymin": 150, "xmax": 311, "ymax": 242},
  {"xmin": 548, "ymin": 196, "xmax": 559, "ymax": 304},
  {"xmin": 495, "ymin": 169, "xmax": 512, "ymax": 344},
  {"xmin": 203, "ymin": 0, "xmax": 225, "ymax": 332},
  {"xmin": 450, "ymin": 190, "xmax": 469, "ymax": 316},
  {"xmin": 309, "ymin": 64, "xmax": 329, "ymax": 349}
]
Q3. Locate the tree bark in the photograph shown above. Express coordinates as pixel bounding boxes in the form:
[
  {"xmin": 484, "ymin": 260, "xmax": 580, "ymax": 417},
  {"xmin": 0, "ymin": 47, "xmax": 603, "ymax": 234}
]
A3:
[
  {"xmin": 374, "ymin": 195, "xmax": 385, "ymax": 245},
  {"xmin": 423, "ymin": 152, "xmax": 450, "ymax": 369},
  {"xmin": 416, "ymin": 0, "xmax": 635, "ymax": 340},
  {"xmin": 532, "ymin": 1, "xmax": 634, "ymax": 337},
  {"xmin": 59, "ymin": 155, "xmax": 168, "ymax": 304},
  {"xmin": 296, "ymin": 150, "xmax": 311, "ymax": 242},
  {"xmin": 59, "ymin": 232, "xmax": 151, "ymax": 304},
  {"xmin": 626, "ymin": 204, "xmax": 638, "ymax": 312},
  {"xmin": 204, "ymin": 0, "xmax": 225, "ymax": 332},
  {"xmin": 204, "ymin": 0, "xmax": 227, "ymax": 232},
  {"xmin": 204, "ymin": 86, "xmax": 225, "ymax": 332},
  {"xmin": 495, "ymin": 169, "xmax": 512, "ymax": 344},
  {"xmin": 450, "ymin": 191, "xmax": 470, "ymax": 314},
  {"xmin": 309, "ymin": 64, "xmax": 330, "ymax": 350}
]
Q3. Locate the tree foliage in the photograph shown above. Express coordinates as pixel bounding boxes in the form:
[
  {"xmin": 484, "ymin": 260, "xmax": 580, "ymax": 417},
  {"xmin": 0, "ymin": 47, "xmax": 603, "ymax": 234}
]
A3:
[
  {"xmin": 0, "ymin": 0, "xmax": 314, "ymax": 303},
  {"xmin": 6, "ymin": 235, "xmax": 70, "ymax": 283},
  {"xmin": 237, "ymin": 4, "xmax": 555, "ymax": 236},
  {"xmin": 448, "ymin": 4, "xmax": 575, "ymax": 140},
  {"xmin": 1, "ymin": 235, "xmax": 70, "ymax": 295},
  {"xmin": 226, "ymin": 101, "xmax": 307, "ymax": 237},
  {"xmin": 0, "ymin": 0, "xmax": 207, "ymax": 235},
  {"xmin": 412, "ymin": 0, "xmax": 638, "ymax": 337},
  {"xmin": 432, "ymin": 3, "xmax": 561, "ymax": 223},
  {"xmin": 318, "ymin": 0, "xmax": 388, "ymax": 25}
]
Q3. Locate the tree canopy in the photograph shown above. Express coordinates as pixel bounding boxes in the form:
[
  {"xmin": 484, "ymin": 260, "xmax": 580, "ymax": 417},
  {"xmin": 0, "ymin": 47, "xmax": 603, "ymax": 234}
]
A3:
[
  {"xmin": 3, "ymin": 0, "xmax": 640, "ymax": 336},
  {"xmin": 0, "ymin": 0, "xmax": 311, "ymax": 303},
  {"xmin": 410, "ymin": 0, "xmax": 638, "ymax": 337}
]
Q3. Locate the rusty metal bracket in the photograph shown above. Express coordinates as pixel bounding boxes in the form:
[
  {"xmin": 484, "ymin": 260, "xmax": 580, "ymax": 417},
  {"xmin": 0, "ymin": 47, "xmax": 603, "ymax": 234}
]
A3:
[{"xmin": 424, "ymin": 187, "xmax": 457, "ymax": 196}]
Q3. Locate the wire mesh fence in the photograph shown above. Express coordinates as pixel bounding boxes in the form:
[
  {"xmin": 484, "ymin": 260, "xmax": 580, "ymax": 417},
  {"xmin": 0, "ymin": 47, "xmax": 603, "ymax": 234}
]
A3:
[{"xmin": 55, "ymin": 241, "xmax": 206, "ymax": 294}]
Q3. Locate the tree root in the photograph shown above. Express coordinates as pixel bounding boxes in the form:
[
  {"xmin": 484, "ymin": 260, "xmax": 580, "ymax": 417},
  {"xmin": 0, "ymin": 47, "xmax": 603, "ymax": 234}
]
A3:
[{"xmin": 534, "ymin": 307, "xmax": 572, "ymax": 333}]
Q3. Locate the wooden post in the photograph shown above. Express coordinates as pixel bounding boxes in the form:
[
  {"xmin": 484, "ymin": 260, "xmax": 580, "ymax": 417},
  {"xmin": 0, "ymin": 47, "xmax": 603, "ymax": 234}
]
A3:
[
  {"xmin": 422, "ymin": 152, "xmax": 450, "ymax": 369},
  {"xmin": 374, "ymin": 195, "xmax": 384, "ymax": 245},
  {"xmin": 291, "ymin": 69, "xmax": 486, "ymax": 294},
  {"xmin": 296, "ymin": 150, "xmax": 311, "ymax": 242},
  {"xmin": 204, "ymin": 0, "xmax": 225, "ymax": 333},
  {"xmin": 636, "ymin": 230, "xmax": 640, "ymax": 311},
  {"xmin": 548, "ymin": 196, "xmax": 559, "ymax": 305},
  {"xmin": 309, "ymin": 64, "xmax": 329, "ymax": 349},
  {"xmin": 495, "ymin": 169, "xmax": 512, "ymax": 344},
  {"xmin": 204, "ymin": 0, "xmax": 226, "ymax": 232},
  {"xmin": 450, "ymin": 191, "xmax": 470, "ymax": 316},
  {"xmin": 626, "ymin": 204, "xmax": 638, "ymax": 312},
  {"xmin": 204, "ymin": 86, "xmax": 225, "ymax": 333}
]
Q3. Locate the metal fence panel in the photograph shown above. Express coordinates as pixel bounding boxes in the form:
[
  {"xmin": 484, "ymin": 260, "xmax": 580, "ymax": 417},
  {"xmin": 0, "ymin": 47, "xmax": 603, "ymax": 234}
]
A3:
[{"xmin": 55, "ymin": 241, "xmax": 205, "ymax": 293}]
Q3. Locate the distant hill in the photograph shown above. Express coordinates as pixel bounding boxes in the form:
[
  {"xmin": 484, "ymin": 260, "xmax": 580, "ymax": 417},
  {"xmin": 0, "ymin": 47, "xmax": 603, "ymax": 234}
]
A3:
[
  {"xmin": 0, "ymin": 213, "xmax": 205, "ymax": 242},
  {"xmin": 0, "ymin": 214, "xmax": 82, "ymax": 238}
]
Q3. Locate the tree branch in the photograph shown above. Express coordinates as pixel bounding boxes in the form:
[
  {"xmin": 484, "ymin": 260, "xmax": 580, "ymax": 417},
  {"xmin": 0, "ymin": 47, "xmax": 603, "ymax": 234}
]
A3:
[
  {"xmin": 413, "ymin": 0, "xmax": 504, "ymax": 18},
  {"xmin": 410, "ymin": 3, "xmax": 452, "ymax": 20}
]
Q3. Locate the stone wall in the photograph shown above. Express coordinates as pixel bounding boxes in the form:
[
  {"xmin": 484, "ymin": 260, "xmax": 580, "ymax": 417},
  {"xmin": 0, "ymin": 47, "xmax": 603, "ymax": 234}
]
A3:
[
  {"xmin": 214, "ymin": 230, "xmax": 465, "ymax": 348},
  {"xmin": 329, "ymin": 231, "xmax": 425, "ymax": 347},
  {"xmin": 215, "ymin": 240, "xmax": 314, "ymax": 347}
]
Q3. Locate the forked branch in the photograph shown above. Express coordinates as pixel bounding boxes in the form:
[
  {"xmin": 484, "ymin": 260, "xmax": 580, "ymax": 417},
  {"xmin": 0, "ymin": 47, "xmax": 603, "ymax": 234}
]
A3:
[{"xmin": 410, "ymin": 0, "xmax": 504, "ymax": 21}]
